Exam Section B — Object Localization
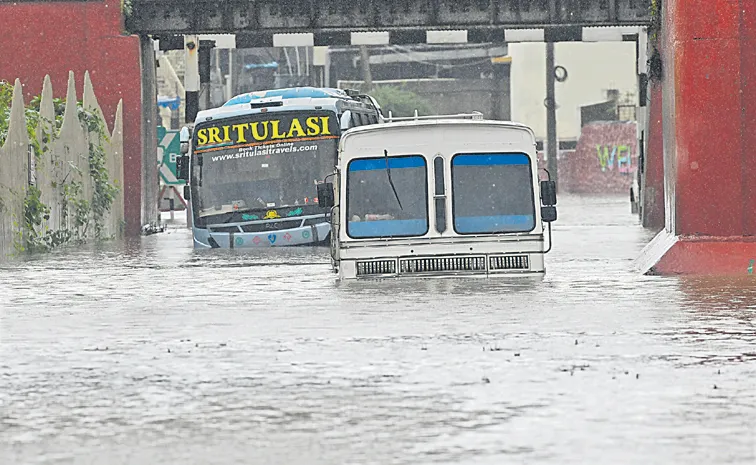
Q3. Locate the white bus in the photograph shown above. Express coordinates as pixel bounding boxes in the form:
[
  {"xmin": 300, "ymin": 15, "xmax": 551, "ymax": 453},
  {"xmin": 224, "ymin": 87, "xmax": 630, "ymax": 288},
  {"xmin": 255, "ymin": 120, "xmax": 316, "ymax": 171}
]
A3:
[
  {"xmin": 317, "ymin": 113, "xmax": 558, "ymax": 279},
  {"xmin": 176, "ymin": 87, "xmax": 382, "ymax": 248}
]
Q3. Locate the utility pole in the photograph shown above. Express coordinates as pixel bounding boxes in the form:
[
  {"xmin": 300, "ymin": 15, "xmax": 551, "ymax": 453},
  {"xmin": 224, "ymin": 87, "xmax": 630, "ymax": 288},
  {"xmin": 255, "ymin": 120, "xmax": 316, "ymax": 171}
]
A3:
[
  {"xmin": 545, "ymin": 41, "xmax": 559, "ymax": 190},
  {"xmin": 359, "ymin": 46, "xmax": 373, "ymax": 92},
  {"xmin": 184, "ymin": 35, "xmax": 199, "ymax": 124},
  {"xmin": 198, "ymin": 40, "xmax": 215, "ymax": 111},
  {"xmin": 226, "ymin": 49, "xmax": 235, "ymax": 100}
]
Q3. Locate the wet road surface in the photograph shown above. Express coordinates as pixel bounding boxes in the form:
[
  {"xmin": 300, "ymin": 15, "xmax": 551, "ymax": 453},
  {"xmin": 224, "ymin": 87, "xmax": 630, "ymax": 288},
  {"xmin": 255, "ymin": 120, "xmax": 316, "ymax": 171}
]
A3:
[{"xmin": 1, "ymin": 195, "xmax": 755, "ymax": 464}]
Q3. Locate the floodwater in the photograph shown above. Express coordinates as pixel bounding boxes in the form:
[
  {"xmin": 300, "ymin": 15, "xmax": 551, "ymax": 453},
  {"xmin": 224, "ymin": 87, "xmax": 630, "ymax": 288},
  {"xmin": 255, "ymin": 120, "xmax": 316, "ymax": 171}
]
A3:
[{"xmin": 1, "ymin": 195, "xmax": 755, "ymax": 465}]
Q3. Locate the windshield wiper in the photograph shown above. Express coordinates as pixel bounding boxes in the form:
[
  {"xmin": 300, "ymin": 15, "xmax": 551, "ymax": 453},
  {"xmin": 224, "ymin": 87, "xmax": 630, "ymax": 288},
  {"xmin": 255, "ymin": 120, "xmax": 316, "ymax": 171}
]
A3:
[{"xmin": 384, "ymin": 149, "xmax": 403, "ymax": 210}]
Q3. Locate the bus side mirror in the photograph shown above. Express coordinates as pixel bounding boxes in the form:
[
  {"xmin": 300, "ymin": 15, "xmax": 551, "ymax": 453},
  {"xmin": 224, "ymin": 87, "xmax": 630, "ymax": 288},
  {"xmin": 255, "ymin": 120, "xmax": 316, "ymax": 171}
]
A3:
[
  {"xmin": 541, "ymin": 206, "xmax": 557, "ymax": 223},
  {"xmin": 340, "ymin": 111, "xmax": 352, "ymax": 131},
  {"xmin": 317, "ymin": 182, "xmax": 334, "ymax": 209},
  {"xmin": 176, "ymin": 155, "xmax": 190, "ymax": 181},
  {"xmin": 540, "ymin": 180, "xmax": 557, "ymax": 206},
  {"xmin": 180, "ymin": 126, "xmax": 191, "ymax": 154}
]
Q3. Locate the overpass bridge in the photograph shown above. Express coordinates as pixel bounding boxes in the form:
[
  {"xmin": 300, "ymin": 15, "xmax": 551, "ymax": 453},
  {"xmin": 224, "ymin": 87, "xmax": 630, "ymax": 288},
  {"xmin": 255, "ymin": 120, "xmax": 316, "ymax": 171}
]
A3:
[{"xmin": 126, "ymin": 0, "xmax": 651, "ymax": 46}]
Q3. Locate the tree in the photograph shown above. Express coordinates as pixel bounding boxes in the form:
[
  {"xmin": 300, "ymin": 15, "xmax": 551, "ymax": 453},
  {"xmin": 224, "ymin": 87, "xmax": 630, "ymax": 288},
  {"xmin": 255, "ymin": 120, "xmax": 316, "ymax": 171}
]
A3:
[{"xmin": 369, "ymin": 86, "xmax": 433, "ymax": 118}]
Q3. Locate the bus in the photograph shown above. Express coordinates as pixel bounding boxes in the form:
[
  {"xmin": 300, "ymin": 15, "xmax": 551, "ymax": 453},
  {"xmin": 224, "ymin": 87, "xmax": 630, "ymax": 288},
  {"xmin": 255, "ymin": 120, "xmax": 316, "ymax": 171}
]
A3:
[
  {"xmin": 176, "ymin": 87, "xmax": 382, "ymax": 249},
  {"xmin": 316, "ymin": 112, "xmax": 557, "ymax": 279}
]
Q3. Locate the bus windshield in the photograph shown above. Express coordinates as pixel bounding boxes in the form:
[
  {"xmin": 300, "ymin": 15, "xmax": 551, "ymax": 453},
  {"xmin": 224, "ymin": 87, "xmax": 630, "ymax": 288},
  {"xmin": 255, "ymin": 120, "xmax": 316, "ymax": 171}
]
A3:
[
  {"xmin": 451, "ymin": 153, "xmax": 536, "ymax": 234},
  {"xmin": 192, "ymin": 110, "xmax": 339, "ymax": 218},
  {"xmin": 346, "ymin": 155, "xmax": 429, "ymax": 238}
]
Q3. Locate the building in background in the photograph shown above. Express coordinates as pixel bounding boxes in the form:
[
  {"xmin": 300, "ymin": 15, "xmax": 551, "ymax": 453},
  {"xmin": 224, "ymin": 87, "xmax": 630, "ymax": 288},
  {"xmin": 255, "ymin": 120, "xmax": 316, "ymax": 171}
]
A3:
[
  {"xmin": 157, "ymin": 41, "xmax": 636, "ymax": 139},
  {"xmin": 509, "ymin": 41, "xmax": 638, "ymax": 145},
  {"xmin": 330, "ymin": 44, "xmax": 511, "ymax": 120}
]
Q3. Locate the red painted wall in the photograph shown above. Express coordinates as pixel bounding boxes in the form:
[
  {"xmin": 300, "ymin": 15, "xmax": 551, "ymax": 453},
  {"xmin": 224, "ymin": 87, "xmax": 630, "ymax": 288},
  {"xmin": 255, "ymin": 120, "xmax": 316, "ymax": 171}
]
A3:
[
  {"xmin": 0, "ymin": 0, "xmax": 143, "ymax": 236},
  {"xmin": 662, "ymin": 0, "xmax": 756, "ymax": 237},
  {"xmin": 553, "ymin": 122, "xmax": 638, "ymax": 194}
]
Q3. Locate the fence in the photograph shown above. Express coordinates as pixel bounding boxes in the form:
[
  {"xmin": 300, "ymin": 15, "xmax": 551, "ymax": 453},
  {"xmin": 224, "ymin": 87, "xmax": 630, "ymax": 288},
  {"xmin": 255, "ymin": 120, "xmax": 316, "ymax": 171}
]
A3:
[{"xmin": 0, "ymin": 71, "xmax": 125, "ymax": 258}]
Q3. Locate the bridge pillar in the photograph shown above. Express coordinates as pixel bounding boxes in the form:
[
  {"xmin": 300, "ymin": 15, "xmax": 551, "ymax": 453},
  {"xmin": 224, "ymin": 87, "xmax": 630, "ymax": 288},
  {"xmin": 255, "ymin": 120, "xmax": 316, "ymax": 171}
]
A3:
[
  {"xmin": 640, "ymin": 79, "xmax": 665, "ymax": 231},
  {"xmin": 637, "ymin": 0, "xmax": 756, "ymax": 275}
]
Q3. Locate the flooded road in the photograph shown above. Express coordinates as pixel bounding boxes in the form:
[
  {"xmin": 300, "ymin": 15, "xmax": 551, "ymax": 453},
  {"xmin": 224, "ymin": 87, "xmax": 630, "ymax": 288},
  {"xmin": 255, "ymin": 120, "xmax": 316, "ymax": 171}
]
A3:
[{"xmin": 1, "ymin": 195, "xmax": 755, "ymax": 464}]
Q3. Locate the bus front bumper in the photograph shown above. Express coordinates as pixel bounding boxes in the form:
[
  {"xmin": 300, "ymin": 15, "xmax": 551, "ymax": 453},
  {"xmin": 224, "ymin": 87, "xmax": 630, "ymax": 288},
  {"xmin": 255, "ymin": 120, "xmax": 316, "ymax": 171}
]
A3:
[{"xmin": 193, "ymin": 222, "xmax": 330, "ymax": 248}]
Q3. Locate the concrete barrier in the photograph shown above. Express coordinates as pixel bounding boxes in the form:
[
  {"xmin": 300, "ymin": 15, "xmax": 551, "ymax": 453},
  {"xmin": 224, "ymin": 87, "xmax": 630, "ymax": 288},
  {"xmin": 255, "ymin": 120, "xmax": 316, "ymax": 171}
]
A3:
[{"xmin": 0, "ymin": 73, "xmax": 124, "ymax": 258}]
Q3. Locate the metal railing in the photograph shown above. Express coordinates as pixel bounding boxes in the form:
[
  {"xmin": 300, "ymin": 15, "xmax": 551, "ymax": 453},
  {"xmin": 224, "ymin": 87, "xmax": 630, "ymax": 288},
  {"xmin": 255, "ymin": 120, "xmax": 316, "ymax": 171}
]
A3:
[{"xmin": 382, "ymin": 110, "xmax": 484, "ymax": 123}]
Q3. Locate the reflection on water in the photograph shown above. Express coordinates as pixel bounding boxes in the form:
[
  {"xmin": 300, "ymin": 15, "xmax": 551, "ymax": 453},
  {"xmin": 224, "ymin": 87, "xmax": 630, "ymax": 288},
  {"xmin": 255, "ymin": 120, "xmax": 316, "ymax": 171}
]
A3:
[
  {"xmin": 1, "ymin": 195, "xmax": 755, "ymax": 465},
  {"xmin": 678, "ymin": 276, "xmax": 756, "ymax": 310}
]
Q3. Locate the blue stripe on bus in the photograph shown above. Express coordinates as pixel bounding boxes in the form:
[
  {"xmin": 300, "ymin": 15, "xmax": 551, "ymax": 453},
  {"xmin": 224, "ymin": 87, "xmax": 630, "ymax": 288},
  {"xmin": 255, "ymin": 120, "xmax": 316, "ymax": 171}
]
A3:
[
  {"xmin": 452, "ymin": 154, "xmax": 530, "ymax": 166},
  {"xmin": 348, "ymin": 219, "xmax": 428, "ymax": 238},
  {"xmin": 348, "ymin": 156, "xmax": 425, "ymax": 172},
  {"xmin": 454, "ymin": 215, "xmax": 535, "ymax": 233}
]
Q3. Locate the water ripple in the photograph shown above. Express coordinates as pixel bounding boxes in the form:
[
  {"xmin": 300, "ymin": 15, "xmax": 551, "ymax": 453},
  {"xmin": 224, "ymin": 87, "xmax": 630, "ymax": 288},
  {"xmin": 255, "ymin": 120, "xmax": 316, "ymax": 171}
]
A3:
[{"xmin": 1, "ymin": 195, "xmax": 755, "ymax": 465}]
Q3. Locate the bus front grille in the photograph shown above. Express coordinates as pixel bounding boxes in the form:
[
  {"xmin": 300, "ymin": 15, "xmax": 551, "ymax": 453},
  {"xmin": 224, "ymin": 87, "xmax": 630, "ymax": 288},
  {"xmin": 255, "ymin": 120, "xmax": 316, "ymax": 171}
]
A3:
[
  {"xmin": 489, "ymin": 255, "xmax": 529, "ymax": 270},
  {"xmin": 356, "ymin": 260, "xmax": 397, "ymax": 276},
  {"xmin": 399, "ymin": 256, "xmax": 486, "ymax": 274},
  {"xmin": 209, "ymin": 226, "xmax": 241, "ymax": 233},
  {"xmin": 240, "ymin": 219, "xmax": 303, "ymax": 232}
]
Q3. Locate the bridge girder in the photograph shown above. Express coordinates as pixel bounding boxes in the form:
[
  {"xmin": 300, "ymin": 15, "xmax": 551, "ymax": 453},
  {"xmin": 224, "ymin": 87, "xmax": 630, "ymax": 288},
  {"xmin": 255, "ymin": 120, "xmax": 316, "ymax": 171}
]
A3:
[{"xmin": 126, "ymin": 0, "xmax": 651, "ymax": 45}]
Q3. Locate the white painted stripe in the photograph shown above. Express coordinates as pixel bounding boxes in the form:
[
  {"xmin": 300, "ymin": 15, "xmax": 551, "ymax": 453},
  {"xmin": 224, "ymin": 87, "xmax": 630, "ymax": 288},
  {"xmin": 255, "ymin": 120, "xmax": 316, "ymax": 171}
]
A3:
[
  {"xmin": 351, "ymin": 31, "xmax": 390, "ymax": 46},
  {"xmin": 198, "ymin": 34, "xmax": 237, "ymax": 49},
  {"xmin": 273, "ymin": 33, "xmax": 314, "ymax": 47},
  {"xmin": 312, "ymin": 46, "xmax": 329, "ymax": 66},
  {"xmin": 426, "ymin": 30, "xmax": 468, "ymax": 44},
  {"xmin": 184, "ymin": 35, "xmax": 200, "ymax": 91},
  {"xmin": 160, "ymin": 132, "xmax": 176, "ymax": 149},
  {"xmin": 582, "ymin": 26, "xmax": 641, "ymax": 42},
  {"xmin": 160, "ymin": 163, "xmax": 178, "ymax": 183},
  {"xmin": 637, "ymin": 27, "xmax": 648, "ymax": 75},
  {"xmin": 504, "ymin": 29, "xmax": 545, "ymax": 42}
]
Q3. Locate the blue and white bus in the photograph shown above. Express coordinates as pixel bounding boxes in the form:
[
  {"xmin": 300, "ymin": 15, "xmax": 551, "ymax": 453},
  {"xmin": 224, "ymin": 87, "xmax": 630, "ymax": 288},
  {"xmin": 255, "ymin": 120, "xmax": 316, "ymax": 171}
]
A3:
[{"xmin": 177, "ymin": 87, "xmax": 382, "ymax": 249}]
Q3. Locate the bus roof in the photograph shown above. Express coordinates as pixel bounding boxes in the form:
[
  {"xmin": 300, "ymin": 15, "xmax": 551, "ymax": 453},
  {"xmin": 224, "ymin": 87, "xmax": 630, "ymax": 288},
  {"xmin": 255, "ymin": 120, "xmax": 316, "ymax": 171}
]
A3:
[
  {"xmin": 223, "ymin": 87, "xmax": 353, "ymax": 106},
  {"xmin": 193, "ymin": 87, "xmax": 372, "ymax": 125},
  {"xmin": 348, "ymin": 117, "xmax": 536, "ymax": 136},
  {"xmin": 339, "ymin": 118, "xmax": 537, "ymax": 155}
]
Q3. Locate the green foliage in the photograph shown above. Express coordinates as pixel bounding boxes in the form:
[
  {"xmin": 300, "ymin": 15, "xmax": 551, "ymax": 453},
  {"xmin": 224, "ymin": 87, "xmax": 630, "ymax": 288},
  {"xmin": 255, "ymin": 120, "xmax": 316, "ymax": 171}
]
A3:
[
  {"xmin": 647, "ymin": 0, "xmax": 663, "ymax": 82},
  {"xmin": 21, "ymin": 185, "xmax": 51, "ymax": 252},
  {"xmin": 369, "ymin": 86, "xmax": 434, "ymax": 118},
  {"xmin": 0, "ymin": 81, "xmax": 42, "ymax": 155},
  {"xmin": 78, "ymin": 106, "xmax": 117, "ymax": 239},
  {"xmin": 0, "ymin": 80, "xmax": 119, "ymax": 255},
  {"xmin": 648, "ymin": 0, "xmax": 662, "ymax": 43},
  {"xmin": 0, "ymin": 81, "xmax": 12, "ymax": 145},
  {"xmin": 121, "ymin": 0, "xmax": 133, "ymax": 17}
]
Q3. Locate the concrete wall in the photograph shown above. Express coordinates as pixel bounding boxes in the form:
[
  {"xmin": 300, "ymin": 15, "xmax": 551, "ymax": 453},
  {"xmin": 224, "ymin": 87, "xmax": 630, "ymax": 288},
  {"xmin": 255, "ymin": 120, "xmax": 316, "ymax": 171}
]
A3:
[
  {"xmin": 140, "ymin": 37, "xmax": 159, "ymax": 232},
  {"xmin": 538, "ymin": 121, "xmax": 638, "ymax": 195},
  {"xmin": 0, "ymin": 76, "xmax": 125, "ymax": 258},
  {"xmin": 509, "ymin": 42, "xmax": 637, "ymax": 141},
  {"xmin": 0, "ymin": 0, "xmax": 149, "ymax": 236},
  {"xmin": 565, "ymin": 122, "xmax": 638, "ymax": 194}
]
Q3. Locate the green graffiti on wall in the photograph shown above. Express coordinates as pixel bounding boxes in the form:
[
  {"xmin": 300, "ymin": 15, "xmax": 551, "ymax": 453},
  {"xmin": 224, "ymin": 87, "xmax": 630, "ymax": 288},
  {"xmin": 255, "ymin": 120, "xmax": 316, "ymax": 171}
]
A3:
[{"xmin": 596, "ymin": 145, "xmax": 632, "ymax": 174}]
